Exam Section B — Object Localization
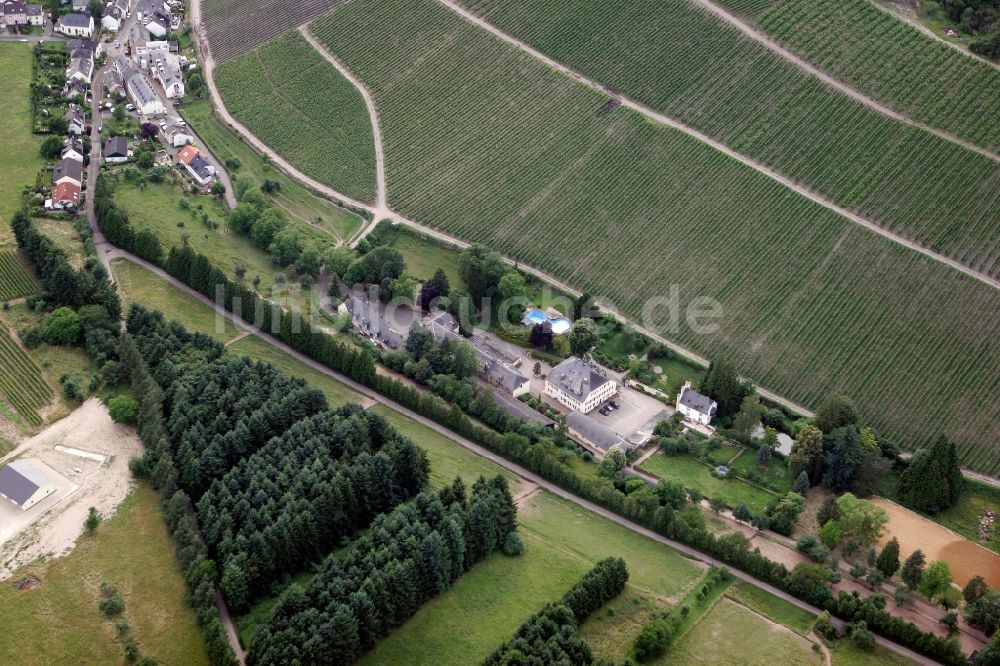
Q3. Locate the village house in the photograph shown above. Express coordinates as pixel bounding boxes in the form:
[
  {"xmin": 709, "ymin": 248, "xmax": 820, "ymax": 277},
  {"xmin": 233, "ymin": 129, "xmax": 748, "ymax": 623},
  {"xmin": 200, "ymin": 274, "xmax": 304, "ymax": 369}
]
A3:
[
  {"xmin": 52, "ymin": 157, "xmax": 83, "ymax": 186},
  {"xmin": 49, "ymin": 181, "xmax": 81, "ymax": 209},
  {"xmin": 177, "ymin": 144, "xmax": 215, "ymax": 185},
  {"xmin": 67, "ymin": 38, "xmax": 101, "ymax": 59},
  {"xmin": 162, "ymin": 115, "xmax": 193, "ymax": 146},
  {"xmin": 55, "ymin": 12, "xmax": 93, "ymax": 38},
  {"xmin": 103, "ymin": 136, "xmax": 129, "ymax": 164},
  {"xmin": 62, "ymin": 79, "xmax": 89, "ymax": 101},
  {"xmin": 64, "ymin": 106, "xmax": 87, "ymax": 135},
  {"xmin": 66, "ymin": 53, "xmax": 94, "ymax": 84},
  {"xmin": 675, "ymin": 380, "xmax": 717, "ymax": 426},
  {"xmin": 1, "ymin": 1, "xmax": 42, "ymax": 27},
  {"xmin": 61, "ymin": 137, "xmax": 85, "ymax": 163},
  {"xmin": 545, "ymin": 356, "xmax": 617, "ymax": 413},
  {"xmin": 116, "ymin": 57, "xmax": 165, "ymax": 115}
]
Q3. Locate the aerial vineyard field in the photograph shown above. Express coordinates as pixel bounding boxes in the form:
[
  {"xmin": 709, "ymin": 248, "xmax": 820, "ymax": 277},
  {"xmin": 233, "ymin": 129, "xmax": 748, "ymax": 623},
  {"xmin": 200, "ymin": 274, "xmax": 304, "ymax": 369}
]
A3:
[
  {"xmin": 717, "ymin": 0, "xmax": 1000, "ymax": 151},
  {"xmin": 201, "ymin": 0, "xmax": 344, "ymax": 64},
  {"xmin": 0, "ymin": 251, "xmax": 38, "ymax": 300},
  {"xmin": 457, "ymin": 0, "xmax": 1000, "ymax": 278},
  {"xmin": 214, "ymin": 31, "xmax": 377, "ymax": 203},
  {"xmin": 0, "ymin": 325, "xmax": 51, "ymax": 425},
  {"xmin": 309, "ymin": 0, "xmax": 1000, "ymax": 474}
]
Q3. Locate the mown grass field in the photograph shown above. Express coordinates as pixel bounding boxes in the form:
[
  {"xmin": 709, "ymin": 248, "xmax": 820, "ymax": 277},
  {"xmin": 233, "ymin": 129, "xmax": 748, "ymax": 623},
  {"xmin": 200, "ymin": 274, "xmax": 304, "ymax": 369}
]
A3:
[
  {"xmin": 0, "ymin": 250, "xmax": 39, "ymax": 301},
  {"xmin": 641, "ymin": 453, "xmax": 778, "ymax": 513},
  {"xmin": 112, "ymin": 258, "xmax": 241, "ymax": 343},
  {"xmin": 0, "ymin": 44, "xmax": 41, "ymax": 245},
  {"xmin": 459, "ymin": 0, "xmax": 1000, "ymax": 277},
  {"xmin": 30, "ymin": 217, "xmax": 87, "ymax": 269},
  {"xmin": 308, "ymin": 0, "xmax": 1000, "ymax": 476},
  {"xmin": 180, "ymin": 99, "xmax": 365, "ymax": 243},
  {"xmin": 214, "ymin": 31, "xmax": 377, "ymax": 203},
  {"xmin": 718, "ymin": 0, "xmax": 1000, "ymax": 151},
  {"xmin": 0, "ymin": 484, "xmax": 209, "ymax": 665}
]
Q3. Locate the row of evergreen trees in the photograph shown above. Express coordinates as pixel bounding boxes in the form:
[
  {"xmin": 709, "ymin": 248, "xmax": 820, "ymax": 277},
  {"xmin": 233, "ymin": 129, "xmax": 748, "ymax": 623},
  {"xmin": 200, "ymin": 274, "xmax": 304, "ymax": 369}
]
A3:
[
  {"xmin": 202, "ymin": 407, "xmax": 429, "ymax": 610},
  {"xmin": 11, "ymin": 210, "xmax": 120, "ymax": 317},
  {"xmin": 248, "ymin": 476, "xmax": 520, "ymax": 665},
  {"xmin": 484, "ymin": 558, "xmax": 629, "ymax": 665}
]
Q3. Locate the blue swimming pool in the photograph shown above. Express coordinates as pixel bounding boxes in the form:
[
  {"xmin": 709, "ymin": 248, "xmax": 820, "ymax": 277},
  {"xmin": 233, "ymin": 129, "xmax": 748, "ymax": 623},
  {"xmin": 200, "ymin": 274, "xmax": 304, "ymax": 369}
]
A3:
[{"xmin": 523, "ymin": 308, "xmax": 572, "ymax": 335}]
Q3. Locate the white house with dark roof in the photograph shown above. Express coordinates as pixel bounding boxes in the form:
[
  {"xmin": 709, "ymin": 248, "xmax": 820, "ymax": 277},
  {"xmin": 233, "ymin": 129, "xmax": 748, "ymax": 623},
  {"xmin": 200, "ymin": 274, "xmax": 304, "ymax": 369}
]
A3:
[
  {"xmin": 0, "ymin": 459, "xmax": 56, "ymax": 511},
  {"xmin": 545, "ymin": 356, "xmax": 616, "ymax": 413},
  {"xmin": 61, "ymin": 137, "xmax": 85, "ymax": 163},
  {"xmin": 65, "ymin": 106, "xmax": 86, "ymax": 135},
  {"xmin": 55, "ymin": 12, "xmax": 93, "ymax": 38},
  {"xmin": 53, "ymin": 157, "xmax": 83, "ymax": 186},
  {"xmin": 67, "ymin": 54, "xmax": 94, "ymax": 84},
  {"xmin": 103, "ymin": 136, "xmax": 129, "ymax": 163},
  {"xmin": 676, "ymin": 380, "xmax": 717, "ymax": 426},
  {"xmin": 567, "ymin": 411, "xmax": 632, "ymax": 457}
]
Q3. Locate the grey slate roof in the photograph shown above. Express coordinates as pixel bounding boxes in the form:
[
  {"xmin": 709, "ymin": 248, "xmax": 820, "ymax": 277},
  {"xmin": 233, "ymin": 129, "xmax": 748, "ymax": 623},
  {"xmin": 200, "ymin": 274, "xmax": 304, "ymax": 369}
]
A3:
[
  {"xmin": 349, "ymin": 297, "xmax": 403, "ymax": 349},
  {"xmin": 53, "ymin": 157, "xmax": 83, "ymax": 183},
  {"xmin": 187, "ymin": 154, "xmax": 213, "ymax": 180},
  {"xmin": 427, "ymin": 313, "xmax": 531, "ymax": 394},
  {"xmin": 548, "ymin": 357, "xmax": 610, "ymax": 401},
  {"xmin": 678, "ymin": 385, "xmax": 716, "ymax": 416},
  {"xmin": 567, "ymin": 411, "xmax": 630, "ymax": 453},
  {"xmin": 0, "ymin": 460, "xmax": 52, "ymax": 506},
  {"xmin": 104, "ymin": 136, "xmax": 128, "ymax": 157},
  {"xmin": 59, "ymin": 12, "xmax": 91, "ymax": 27}
]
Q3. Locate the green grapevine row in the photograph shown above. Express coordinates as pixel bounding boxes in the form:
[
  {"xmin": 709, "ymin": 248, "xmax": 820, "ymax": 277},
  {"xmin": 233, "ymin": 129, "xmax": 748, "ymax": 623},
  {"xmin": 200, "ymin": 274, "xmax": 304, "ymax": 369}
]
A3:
[
  {"xmin": 0, "ymin": 251, "xmax": 38, "ymax": 301},
  {"xmin": 215, "ymin": 31, "xmax": 378, "ymax": 204},
  {"xmin": 0, "ymin": 325, "xmax": 51, "ymax": 426}
]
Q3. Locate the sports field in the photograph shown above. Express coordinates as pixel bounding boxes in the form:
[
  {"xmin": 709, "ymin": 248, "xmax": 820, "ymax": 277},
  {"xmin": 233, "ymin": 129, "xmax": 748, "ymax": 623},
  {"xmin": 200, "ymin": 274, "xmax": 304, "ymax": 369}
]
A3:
[
  {"xmin": 214, "ymin": 31, "xmax": 377, "ymax": 203},
  {"xmin": 458, "ymin": 0, "xmax": 1000, "ymax": 276},
  {"xmin": 303, "ymin": 0, "xmax": 1000, "ymax": 475}
]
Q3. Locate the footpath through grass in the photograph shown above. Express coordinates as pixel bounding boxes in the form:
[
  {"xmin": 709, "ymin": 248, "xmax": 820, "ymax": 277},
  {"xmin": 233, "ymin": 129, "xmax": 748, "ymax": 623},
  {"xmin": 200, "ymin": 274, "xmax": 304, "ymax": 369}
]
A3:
[{"xmin": 0, "ymin": 484, "xmax": 209, "ymax": 665}]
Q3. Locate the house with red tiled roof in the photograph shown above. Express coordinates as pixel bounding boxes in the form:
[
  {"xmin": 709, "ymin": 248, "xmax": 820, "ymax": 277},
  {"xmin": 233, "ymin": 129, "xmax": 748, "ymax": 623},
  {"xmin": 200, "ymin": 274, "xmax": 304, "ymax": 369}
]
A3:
[
  {"xmin": 177, "ymin": 144, "xmax": 200, "ymax": 165},
  {"xmin": 49, "ymin": 181, "xmax": 81, "ymax": 209}
]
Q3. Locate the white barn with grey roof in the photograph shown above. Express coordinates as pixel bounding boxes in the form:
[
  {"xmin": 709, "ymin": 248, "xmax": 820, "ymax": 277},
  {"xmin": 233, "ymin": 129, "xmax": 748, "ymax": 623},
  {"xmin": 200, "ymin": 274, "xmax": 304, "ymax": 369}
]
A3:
[
  {"xmin": 545, "ymin": 356, "xmax": 616, "ymax": 413},
  {"xmin": 0, "ymin": 459, "xmax": 56, "ymax": 511}
]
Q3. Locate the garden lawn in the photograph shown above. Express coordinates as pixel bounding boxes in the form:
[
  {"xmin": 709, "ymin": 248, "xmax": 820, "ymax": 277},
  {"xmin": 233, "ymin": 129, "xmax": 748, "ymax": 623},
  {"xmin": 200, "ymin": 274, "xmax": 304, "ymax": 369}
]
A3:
[
  {"xmin": 930, "ymin": 480, "xmax": 1000, "ymax": 555},
  {"xmin": 31, "ymin": 216, "xmax": 87, "ymax": 269},
  {"xmin": 227, "ymin": 334, "xmax": 365, "ymax": 407},
  {"xmin": 112, "ymin": 258, "xmax": 240, "ymax": 343},
  {"xmin": 641, "ymin": 453, "xmax": 778, "ymax": 513},
  {"xmin": 180, "ymin": 99, "xmax": 364, "ymax": 242},
  {"xmin": 727, "ymin": 447, "xmax": 795, "ymax": 493},
  {"xmin": 667, "ymin": 597, "xmax": 821, "ymax": 665},
  {"xmin": 0, "ymin": 484, "xmax": 209, "ymax": 665},
  {"xmin": 0, "ymin": 44, "xmax": 41, "ymax": 245},
  {"xmin": 647, "ymin": 351, "xmax": 704, "ymax": 399},
  {"xmin": 358, "ymin": 489, "xmax": 703, "ymax": 664}
]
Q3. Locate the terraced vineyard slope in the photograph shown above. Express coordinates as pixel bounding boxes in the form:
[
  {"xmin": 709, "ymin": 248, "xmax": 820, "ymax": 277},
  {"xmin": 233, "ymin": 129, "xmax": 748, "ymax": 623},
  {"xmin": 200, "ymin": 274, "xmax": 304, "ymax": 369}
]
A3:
[
  {"xmin": 717, "ymin": 0, "xmax": 1000, "ymax": 150},
  {"xmin": 214, "ymin": 31, "xmax": 378, "ymax": 203},
  {"xmin": 306, "ymin": 0, "xmax": 1000, "ymax": 474},
  {"xmin": 0, "ymin": 251, "xmax": 38, "ymax": 301},
  {"xmin": 201, "ymin": 0, "xmax": 344, "ymax": 64},
  {"xmin": 0, "ymin": 325, "xmax": 51, "ymax": 425},
  {"xmin": 457, "ymin": 0, "xmax": 1000, "ymax": 279}
]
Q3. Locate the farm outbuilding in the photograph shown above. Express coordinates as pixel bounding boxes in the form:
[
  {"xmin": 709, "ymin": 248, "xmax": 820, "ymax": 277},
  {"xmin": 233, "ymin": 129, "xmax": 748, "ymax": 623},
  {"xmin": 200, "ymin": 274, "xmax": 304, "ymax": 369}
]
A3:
[{"xmin": 0, "ymin": 459, "xmax": 56, "ymax": 511}]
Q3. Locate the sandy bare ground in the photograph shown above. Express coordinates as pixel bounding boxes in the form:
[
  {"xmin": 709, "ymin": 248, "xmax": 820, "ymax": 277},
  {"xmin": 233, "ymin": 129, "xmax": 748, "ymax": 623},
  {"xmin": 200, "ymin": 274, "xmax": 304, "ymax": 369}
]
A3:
[
  {"xmin": 0, "ymin": 399, "xmax": 142, "ymax": 580},
  {"xmin": 872, "ymin": 498, "xmax": 1000, "ymax": 588}
]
